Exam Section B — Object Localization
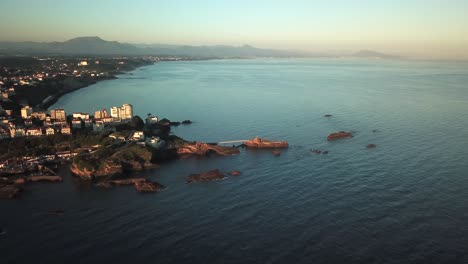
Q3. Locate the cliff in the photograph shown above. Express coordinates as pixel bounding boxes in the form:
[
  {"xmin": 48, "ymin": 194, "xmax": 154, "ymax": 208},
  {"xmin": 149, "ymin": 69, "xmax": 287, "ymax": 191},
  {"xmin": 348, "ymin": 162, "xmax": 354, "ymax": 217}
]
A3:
[
  {"xmin": 70, "ymin": 144, "xmax": 156, "ymax": 179},
  {"xmin": 70, "ymin": 160, "xmax": 122, "ymax": 180}
]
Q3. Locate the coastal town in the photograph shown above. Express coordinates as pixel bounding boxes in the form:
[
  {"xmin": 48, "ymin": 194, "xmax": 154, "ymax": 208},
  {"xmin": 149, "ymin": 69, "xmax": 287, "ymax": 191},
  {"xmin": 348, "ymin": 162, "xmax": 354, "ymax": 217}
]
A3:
[{"xmin": 0, "ymin": 57, "xmax": 360, "ymax": 201}]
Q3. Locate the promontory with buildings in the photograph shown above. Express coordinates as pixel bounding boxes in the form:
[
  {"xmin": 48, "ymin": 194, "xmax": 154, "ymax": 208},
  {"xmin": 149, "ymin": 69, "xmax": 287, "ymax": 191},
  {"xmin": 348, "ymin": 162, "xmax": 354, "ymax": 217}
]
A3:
[{"xmin": 0, "ymin": 55, "xmax": 293, "ymax": 199}]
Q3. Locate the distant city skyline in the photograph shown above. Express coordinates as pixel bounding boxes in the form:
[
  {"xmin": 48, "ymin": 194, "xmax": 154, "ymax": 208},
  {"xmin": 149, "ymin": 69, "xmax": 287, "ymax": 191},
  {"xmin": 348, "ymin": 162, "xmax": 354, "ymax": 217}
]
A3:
[{"xmin": 1, "ymin": 0, "xmax": 468, "ymax": 59}]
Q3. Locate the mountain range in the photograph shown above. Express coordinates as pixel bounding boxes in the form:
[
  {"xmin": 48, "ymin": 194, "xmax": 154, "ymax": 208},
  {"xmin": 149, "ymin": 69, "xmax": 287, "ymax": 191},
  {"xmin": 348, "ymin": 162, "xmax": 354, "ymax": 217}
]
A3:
[{"xmin": 0, "ymin": 36, "xmax": 397, "ymax": 59}]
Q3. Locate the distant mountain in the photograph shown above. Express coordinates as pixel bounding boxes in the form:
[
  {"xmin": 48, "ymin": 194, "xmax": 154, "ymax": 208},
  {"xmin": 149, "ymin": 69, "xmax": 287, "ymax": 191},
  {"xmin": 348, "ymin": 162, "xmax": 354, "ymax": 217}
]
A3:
[
  {"xmin": 352, "ymin": 50, "xmax": 398, "ymax": 59},
  {"xmin": 0, "ymin": 37, "xmax": 140, "ymax": 56},
  {"xmin": 134, "ymin": 43, "xmax": 306, "ymax": 57},
  {"xmin": 0, "ymin": 37, "xmax": 305, "ymax": 57}
]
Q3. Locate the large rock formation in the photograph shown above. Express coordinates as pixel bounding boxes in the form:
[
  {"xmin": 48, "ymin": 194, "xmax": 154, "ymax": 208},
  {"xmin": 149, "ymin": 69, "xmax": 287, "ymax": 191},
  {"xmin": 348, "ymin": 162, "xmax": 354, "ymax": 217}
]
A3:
[
  {"xmin": 327, "ymin": 131, "xmax": 353, "ymax": 141},
  {"xmin": 26, "ymin": 176, "xmax": 62, "ymax": 182},
  {"xmin": 70, "ymin": 144, "xmax": 156, "ymax": 179},
  {"xmin": 70, "ymin": 160, "xmax": 122, "ymax": 180},
  {"xmin": 177, "ymin": 142, "xmax": 240, "ymax": 156},
  {"xmin": 245, "ymin": 137, "xmax": 289, "ymax": 148},
  {"xmin": 187, "ymin": 169, "xmax": 225, "ymax": 183}
]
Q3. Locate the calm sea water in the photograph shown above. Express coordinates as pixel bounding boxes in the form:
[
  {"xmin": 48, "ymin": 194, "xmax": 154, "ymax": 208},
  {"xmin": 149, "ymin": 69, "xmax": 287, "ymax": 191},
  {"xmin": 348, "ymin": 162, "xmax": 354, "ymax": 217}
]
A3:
[{"xmin": 2, "ymin": 58, "xmax": 468, "ymax": 263}]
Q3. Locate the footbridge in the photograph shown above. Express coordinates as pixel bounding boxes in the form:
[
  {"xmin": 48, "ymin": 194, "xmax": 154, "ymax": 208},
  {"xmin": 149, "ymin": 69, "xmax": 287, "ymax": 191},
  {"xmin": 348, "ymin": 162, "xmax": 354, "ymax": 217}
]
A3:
[{"xmin": 217, "ymin": 140, "xmax": 248, "ymax": 145}]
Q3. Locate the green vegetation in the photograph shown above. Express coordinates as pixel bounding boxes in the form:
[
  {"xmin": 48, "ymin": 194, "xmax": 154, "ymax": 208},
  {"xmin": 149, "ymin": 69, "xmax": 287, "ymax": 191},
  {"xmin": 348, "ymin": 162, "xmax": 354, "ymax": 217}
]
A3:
[{"xmin": 0, "ymin": 133, "xmax": 111, "ymax": 160}]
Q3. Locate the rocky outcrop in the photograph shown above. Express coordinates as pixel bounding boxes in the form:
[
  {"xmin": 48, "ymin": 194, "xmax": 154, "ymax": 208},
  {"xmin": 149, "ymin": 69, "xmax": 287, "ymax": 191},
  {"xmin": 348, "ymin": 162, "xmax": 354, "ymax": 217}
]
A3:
[
  {"xmin": 26, "ymin": 176, "xmax": 62, "ymax": 182},
  {"xmin": 324, "ymin": 114, "xmax": 333, "ymax": 117},
  {"xmin": 70, "ymin": 161, "xmax": 122, "ymax": 180},
  {"xmin": 228, "ymin": 170, "xmax": 242, "ymax": 176},
  {"xmin": 177, "ymin": 142, "xmax": 240, "ymax": 156},
  {"xmin": 71, "ymin": 144, "xmax": 156, "ymax": 179},
  {"xmin": 134, "ymin": 181, "xmax": 165, "ymax": 192},
  {"xmin": 312, "ymin": 149, "xmax": 329, "ymax": 155},
  {"xmin": 245, "ymin": 137, "xmax": 289, "ymax": 148},
  {"xmin": 0, "ymin": 181, "xmax": 23, "ymax": 199},
  {"xmin": 366, "ymin": 144, "xmax": 377, "ymax": 148},
  {"xmin": 108, "ymin": 178, "xmax": 146, "ymax": 185},
  {"xmin": 187, "ymin": 169, "xmax": 225, "ymax": 183},
  {"xmin": 327, "ymin": 131, "xmax": 353, "ymax": 141},
  {"xmin": 95, "ymin": 178, "xmax": 165, "ymax": 193},
  {"xmin": 14, "ymin": 178, "xmax": 26, "ymax": 185},
  {"xmin": 181, "ymin": 120, "xmax": 192, "ymax": 124}
]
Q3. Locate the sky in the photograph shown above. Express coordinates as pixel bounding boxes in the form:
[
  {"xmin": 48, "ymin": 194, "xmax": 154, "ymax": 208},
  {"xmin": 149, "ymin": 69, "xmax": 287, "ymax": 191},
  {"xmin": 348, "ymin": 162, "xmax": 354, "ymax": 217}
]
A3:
[{"xmin": 1, "ymin": 0, "xmax": 467, "ymax": 59}]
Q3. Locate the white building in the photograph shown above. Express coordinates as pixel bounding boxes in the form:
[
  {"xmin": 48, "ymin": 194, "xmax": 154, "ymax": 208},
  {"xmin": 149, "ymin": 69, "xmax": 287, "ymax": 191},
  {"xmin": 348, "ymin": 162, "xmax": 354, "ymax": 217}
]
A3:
[
  {"xmin": 110, "ymin": 104, "xmax": 134, "ymax": 120},
  {"xmin": 110, "ymin": 106, "xmax": 120, "ymax": 119},
  {"xmin": 32, "ymin": 111, "xmax": 47, "ymax": 121},
  {"xmin": 131, "ymin": 131, "xmax": 145, "ymax": 141},
  {"xmin": 45, "ymin": 127, "xmax": 55, "ymax": 135},
  {"xmin": 146, "ymin": 114, "xmax": 158, "ymax": 125},
  {"xmin": 120, "ymin": 104, "xmax": 133, "ymax": 120},
  {"xmin": 50, "ymin": 109, "xmax": 66, "ymax": 121},
  {"xmin": 26, "ymin": 127, "xmax": 42, "ymax": 137},
  {"xmin": 72, "ymin": 112, "xmax": 90, "ymax": 120},
  {"xmin": 21, "ymin": 106, "xmax": 33, "ymax": 119},
  {"xmin": 94, "ymin": 109, "xmax": 109, "ymax": 119}
]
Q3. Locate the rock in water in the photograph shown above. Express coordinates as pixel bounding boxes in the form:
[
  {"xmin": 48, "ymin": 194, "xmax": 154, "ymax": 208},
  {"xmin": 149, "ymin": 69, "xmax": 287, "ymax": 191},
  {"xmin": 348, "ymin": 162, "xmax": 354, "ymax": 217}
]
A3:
[
  {"xmin": 324, "ymin": 114, "xmax": 333, "ymax": 117},
  {"xmin": 327, "ymin": 131, "xmax": 353, "ymax": 141},
  {"xmin": 245, "ymin": 137, "xmax": 289, "ymax": 148},
  {"xmin": 177, "ymin": 142, "xmax": 240, "ymax": 156},
  {"xmin": 187, "ymin": 169, "xmax": 225, "ymax": 183},
  {"xmin": 229, "ymin": 170, "xmax": 242, "ymax": 176},
  {"xmin": 134, "ymin": 181, "xmax": 165, "ymax": 192},
  {"xmin": 0, "ymin": 184, "xmax": 22, "ymax": 199},
  {"xmin": 366, "ymin": 144, "xmax": 377, "ymax": 148}
]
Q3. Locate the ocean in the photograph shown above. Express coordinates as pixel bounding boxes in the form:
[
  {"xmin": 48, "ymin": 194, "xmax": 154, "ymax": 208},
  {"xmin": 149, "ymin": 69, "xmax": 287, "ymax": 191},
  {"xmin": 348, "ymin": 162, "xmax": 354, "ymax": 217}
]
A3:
[{"xmin": 2, "ymin": 58, "xmax": 468, "ymax": 263}]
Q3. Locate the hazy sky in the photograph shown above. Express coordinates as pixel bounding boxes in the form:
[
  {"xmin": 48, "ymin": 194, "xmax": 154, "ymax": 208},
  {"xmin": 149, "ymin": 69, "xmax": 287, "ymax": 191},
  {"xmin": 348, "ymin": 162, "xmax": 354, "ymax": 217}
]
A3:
[{"xmin": 1, "ymin": 0, "xmax": 467, "ymax": 58}]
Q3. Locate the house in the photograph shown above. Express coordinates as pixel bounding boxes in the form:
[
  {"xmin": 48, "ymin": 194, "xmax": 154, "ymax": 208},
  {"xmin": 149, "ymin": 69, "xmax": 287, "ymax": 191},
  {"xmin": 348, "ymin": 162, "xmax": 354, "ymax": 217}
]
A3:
[
  {"xmin": 11, "ymin": 127, "xmax": 25, "ymax": 138},
  {"xmin": 102, "ymin": 116, "xmax": 114, "ymax": 123},
  {"xmin": 56, "ymin": 151, "xmax": 77, "ymax": 159},
  {"xmin": 21, "ymin": 106, "xmax": 33, "ymax": 119},
  {"xmin": 146, "ymin": 136, "xmax": 165, "ymax": 149},
  {"xmin": 0, "ymin": 127, "xmax": 10, "ymax": 140},
  {"xmin": 26, "ymin": 127, "xmax": 43, "ymax": 137},
  {"xmin": 50, "ymin": 109, "xmax": 66, "ymax": 121},
  {"xmin": 52, "ymin": 120, "xmax": 67, "ymax": 127},
  {"xmin": 78, "ymin": 61, "xmax": 88, "ymax": 66},
  {"xmin": 72, "ymin": 112, "xmax": 90, "ymax": 120},
  {"xmin": 45, "ymin": 127, "xmax": 55, "ymax": 135},
  {"xmin": 109, "ymin": 133, "xmax": 126, "ymax": 141},
  {"xmin": 83, "ymin": 118, "xmax": 93, "ymax": 128},
  {"xmin": 71, "ymin": 118, "xmax": 82, "ymax": 129},
  {"xmin": 32, "ymin": 111, "xmax": 47, "ymax": 121},
  {"xmin": 146, "ymin": 113, "xmax": 158, "ymax": 125},
  {"xmin": 130, "ymin": 131, "xmax": 145, "ymax": 141},
  {"xmin": 93, "ymin": 120, "xmax": 105, "ymax": 132},
  {"xmin": 24, "ymin": 119, "xmax": 33, "ymax": 127},
  {"xmin": 60, "ymin": 126, "xmax": 72, "ymax": 135},
  {"xmin": 94, "ymin": 109, "xmax": 109, "ymax": 119}
]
